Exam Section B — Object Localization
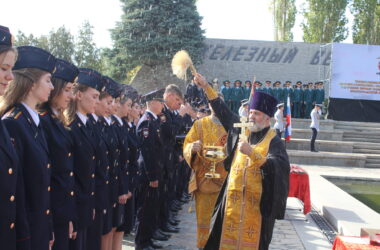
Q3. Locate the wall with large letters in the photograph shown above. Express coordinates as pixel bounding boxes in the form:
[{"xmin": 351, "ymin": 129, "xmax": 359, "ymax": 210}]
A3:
[{"xmin": 198, "ymin": 38, "xmax": 331, "ymax": 90}]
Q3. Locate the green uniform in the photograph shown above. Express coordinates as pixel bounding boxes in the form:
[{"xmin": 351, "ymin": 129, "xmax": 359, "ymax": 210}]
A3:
[
  {"xmin": 231, "ymin": 87, "xmax": 244, "ymax": 114},
  {"xmin": 292, "ymin": 88, "xmax": 302, "ymax": 118},
  {"xmin": 262, "ymin": 87, "xmax": 273, "ymax": 96},
  {"xmin": 315, "ymin": 88, "xmax": 325, "ymax": 104},
  {"xmin": 221, "ymin": 86, "xmax": 233, "ymax": 111},
  {"xmin": 303, "ymin": 89, "xmax": 314, "ymax": 118},
  {"xmin": 243, "ymin": 87, "xmax": 251, "ymax": 100}
]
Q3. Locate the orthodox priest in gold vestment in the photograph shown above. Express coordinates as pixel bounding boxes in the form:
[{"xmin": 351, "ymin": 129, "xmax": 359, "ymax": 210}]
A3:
[
  {"xmin": 193, "ymin": 73, "xmax": 290, "ymax": 250},
  {"xmin": 183, "ymin": 111, "xmax": 228, "ymax": 249}
]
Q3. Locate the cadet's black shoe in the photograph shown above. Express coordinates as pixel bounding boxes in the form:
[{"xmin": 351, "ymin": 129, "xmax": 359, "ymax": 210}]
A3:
[
  {"xmin": 161, "ymin": 225, "xmax": 179, "ymax": 233},
  {"xmin": 157, "ymin": 229, "xmax": 171, "ymax": 238},
  {"xmin": 150, "ymin": 242, "xmax": 163, "ymax": 249},
  {"xmin": 168, "ymin": 219, "xmax": 179, "ymax": 226},
  {"xmin": 135, "ymin": 246, "xmax": 155, "ymax": 250},
  {"xmin": 152, "ymin": 231, "xmax": 169, "ymax": 241},
  {"xmin": 311, "ymin": 149, "xmax": 319, "ymax": 152}
]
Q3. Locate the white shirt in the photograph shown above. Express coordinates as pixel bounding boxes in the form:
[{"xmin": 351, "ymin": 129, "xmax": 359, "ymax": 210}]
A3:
[
  {"xmin": 91, "ymin": 113, "xmax": 99, "ymax": 122},
  {"xmin": 22, "ymin": 102, "xmax": 40, "ymax": 126},
  {"xmin": 238, "ymin": 106, "xmax": 248, "ymax": 117},
  {"xmin": 273, "ymin": 109, "xmax": 284, "ymax": 132},
  {"xmin": 114, "ymin": 115, "xmax": 124, "ymax": 126},
  {"xmin": 77, "ymin": 112, "xmax": 88, "ymax": 126},
  {"xmin": 104, "ymin": 116, "xmax": 112, "ymax": 126},
  {"xmin": 310, "ymin": 109, "xmax": 321, "ymax": 131}
]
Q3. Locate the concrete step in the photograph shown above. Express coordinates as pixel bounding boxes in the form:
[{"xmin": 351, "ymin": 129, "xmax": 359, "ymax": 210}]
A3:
[
  {"xmin": 289, "ymin": 119, "xmax": 335, "ymax": 130},
  {"xmin": 353, "ymin": 149, "xmax": 380, "ymax": 154},
  {"xmin": 353, "ymin": 143, "xmax": 380, "ymax": 150},
  {"xmin": 365, "ymin": 163, "xmax": 380, "ymax": 168},
  {"xmin": 335, "ymin": 125, "xmax": 380, "ymax": 132},
  {"xmin": 286, "ymin": 138, "xmax": 353, "ymax": 153},
  {"xmin": 291, "ymin": 129, "xmax": 344, "ymax": 141},
  {"xmin": 287, "ymin": 150, "xmax": 367, "ymax": 168},
  {"xmin": 343, "ymin": 137, "xmax": 380, "ymax": 143},
  {"xmin": 336, "ymin": 120, "xmax": 380, "ymax": 128}
]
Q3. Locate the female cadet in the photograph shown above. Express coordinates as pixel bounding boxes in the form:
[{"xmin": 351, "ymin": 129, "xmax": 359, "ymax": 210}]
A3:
[
  {"xmin": 0, "ymin": 45, "xmax": 56, "ymax": 250},
  {"xmin": 115, "ymin": 97, "xmax": 142, "ymax": 245},
  {"xmin": 39, "ymin": 58, "xmax": 79, "ymax": 250},
  {"xmin": 101, "ymin": 78, "xmax": 128, "ymax": 250},
  {"xmin": 86, "ymin": 75, "xmax": 115, "ymax": 250},
  {"xmin": 65, "ymin": 68, "xmax": 102, "ymax": 250},
  {"xmin": 112, "ymin": 87, "xmax": 136, "ymax": 250},
  {"xmin": 0, "ymin": 25, "xmax": 18, "ymax": 250}
]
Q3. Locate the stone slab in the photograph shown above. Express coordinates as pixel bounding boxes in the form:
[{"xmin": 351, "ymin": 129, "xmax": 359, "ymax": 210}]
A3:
[{"xmin": 286, "ymin": 139, "xmax": 353, "ymax": 153}]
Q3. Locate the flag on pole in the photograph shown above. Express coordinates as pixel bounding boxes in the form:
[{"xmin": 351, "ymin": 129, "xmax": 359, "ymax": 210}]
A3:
[{"xmin": 285, "ymin": 95, "xmax": 292, "ymax": 142}]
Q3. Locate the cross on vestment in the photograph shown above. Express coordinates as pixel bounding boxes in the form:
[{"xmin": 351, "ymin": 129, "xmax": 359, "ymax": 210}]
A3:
[{"xmin": 233, "ymin": 116, "xmax": 254, "ymax": 166}]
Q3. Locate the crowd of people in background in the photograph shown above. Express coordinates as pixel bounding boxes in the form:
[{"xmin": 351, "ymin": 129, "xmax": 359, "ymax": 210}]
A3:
[{"xmin": 185, "ymin": 78, "xmax": 326, "ymax": 120}]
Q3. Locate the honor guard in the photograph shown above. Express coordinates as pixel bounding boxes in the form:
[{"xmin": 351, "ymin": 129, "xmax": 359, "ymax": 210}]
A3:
[{"xmin": 2, "ymin": 45, "xmax": 57, "ymax": 250}]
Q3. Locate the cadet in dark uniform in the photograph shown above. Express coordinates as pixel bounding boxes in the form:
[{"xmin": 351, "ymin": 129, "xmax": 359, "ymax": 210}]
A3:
[
  {"xmin": 262, "ymin": 80, "xmax": 273, "ymax": 96},
  {"xmin": 1, "ymin": 46, "xmax": 56, "ymax": 250},
  {"xmin": 315, "ymin": 82, "xmax": 325, "ymax": 105},
  {"xmin": 220, "ymin": 80, "xmax": 232, "ymax": 111},
  {"xmin": 66, "ymin": 68, "xmax": 102, "ymax": 250},
  {"xmin": 116, "ymin": 99, "xmax": 142, "ymax": 238},
  {"xmin": 135, "ymin": 89, "xmax": 165, "ymax": 250},
  {"xmin": 292, "ymin": 81, "xmax": 303, "ymax": 118},
  {"xmin": 39, "ymin": 58, "xmax": 79, "ymax": 250},
  {"xmin": 0, "ymin": 25, "xmax": 19, "ymax": 250},
  {"xmin": 232, "ymin": 80, "xmax": 244, "ymax": 114},
  {"xmin": 243, "ymin": 80, "xmax": 251, "ymax": 100}
]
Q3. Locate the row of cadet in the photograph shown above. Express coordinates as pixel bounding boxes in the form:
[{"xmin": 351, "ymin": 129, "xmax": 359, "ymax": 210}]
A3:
[
  {"xmin": 219, "ymin": 79, "xmax": 325, "ymax": 118},
  {"xmin": 0, "ymin": 25, "xmax": 196, "ymax": 250}
]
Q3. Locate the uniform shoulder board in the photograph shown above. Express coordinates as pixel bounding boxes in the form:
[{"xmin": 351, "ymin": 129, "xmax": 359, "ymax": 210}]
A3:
[
  {"xmin": 14, "ymin": 111, "xmax": 23, "ymax": 120},
  {"xmin": 39, "ymin": 111, "xmax": 48, "ymax": 116},
  {"xmin": 142, "ymin": 127, "xmax": 149, "ymax": 138}
]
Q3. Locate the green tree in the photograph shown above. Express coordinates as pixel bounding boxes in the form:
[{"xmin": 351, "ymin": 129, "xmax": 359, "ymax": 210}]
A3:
[
  {"xmin": 14, "ymin": 31, "xmax": 49, "ymax": 51},
  {"xmin": 272, "ymin": 0, "xmax": 297, "ymax": 41},
  {"xmin": 74, "ymin": 21, "xmax": 102, "ymax": 71},
  {"xmin": 48, "ymin": 26, "xmax": 75, "ymax": 62},
  {"xmin": 302, "ymin": 0, "xmax": 349, "ymax": 43},
  {"xmin": 351, "ymin": 0, "xmax": 380, "ymax": 45},
  {"xmin": 108, "ymin": 0, "xmax": 206, "ymax": 81}
]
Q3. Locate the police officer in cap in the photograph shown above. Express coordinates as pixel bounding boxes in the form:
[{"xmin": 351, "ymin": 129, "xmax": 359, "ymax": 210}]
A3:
[{"xmin": 135, "ymin": 89, "xmax": 165, "ymax": 250}]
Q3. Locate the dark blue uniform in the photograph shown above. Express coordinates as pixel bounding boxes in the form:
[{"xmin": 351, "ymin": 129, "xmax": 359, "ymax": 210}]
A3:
[
  {"xmin": 117, "ymin": 119, "xmax": 141, "ymax": 234},
  {"xmin": 135, "ymin": 111, "xmax": 163, "ymax": 249},
  {"xmin": 0, "ymin": 119, "xmax": 19, "ymax": 250},
  {"xmin": 40, "ymin": 109, "xmax": 76, "ymax": 250},
  {"xmin": 86, "ymin": 114, "xmax": 110, "ymax": 250},
  {"xmin": 4, "ymin": 104, "xmax": 52, "ymax": 250},
  {"xmin": 68, "ymin": 114, "xmax": 96, "ymax": 250}
]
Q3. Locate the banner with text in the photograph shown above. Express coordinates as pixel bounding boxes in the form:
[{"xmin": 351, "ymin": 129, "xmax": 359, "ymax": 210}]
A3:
[{"xmin": 330, "ymin": 43, "xmax": 380, "ymax": 101}]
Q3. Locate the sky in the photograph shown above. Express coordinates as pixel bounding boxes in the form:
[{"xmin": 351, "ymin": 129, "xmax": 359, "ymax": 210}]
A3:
[{"xmin": 1, "ymin": 0, "xmax": 352, "ymax": 48}]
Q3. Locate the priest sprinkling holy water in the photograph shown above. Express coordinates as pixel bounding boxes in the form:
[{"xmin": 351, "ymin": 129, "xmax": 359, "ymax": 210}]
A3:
[{"xmin": 192, "ymin": 73, "xmax": 290, "ymax": 250}]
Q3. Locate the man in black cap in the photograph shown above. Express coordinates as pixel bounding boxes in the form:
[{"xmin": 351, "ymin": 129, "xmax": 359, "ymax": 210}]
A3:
[
  {"xmin": 193, "ymin": 73, "xmax": 290, "ymax": 250},
  {"xmin": 135, "ymin": 89, "xmax": 166, "ymax": 250}
]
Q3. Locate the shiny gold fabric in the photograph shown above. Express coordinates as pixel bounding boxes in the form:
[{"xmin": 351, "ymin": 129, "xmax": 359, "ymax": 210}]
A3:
[
  {"xmin": 183, "ymin": 116, "xmax": 228, "ymax": 248},
  {"xmin": 219, "ymin": 129, "xmax": 276, "ymax": 250}
]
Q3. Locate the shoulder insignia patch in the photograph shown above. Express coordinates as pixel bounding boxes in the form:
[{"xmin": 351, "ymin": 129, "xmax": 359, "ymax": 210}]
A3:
[
  {"xmin": 39, "ymin": 111, "xmax": 48, "ymax": 116},
  {"xmin": 142, "ymin": 128, "xmax": 149, "ymax": 138},
  {"xmin": 14, "ymin": 111, "xmax": 22, "ymax": 120},
  {"xmin": 159, "ymin": 115, "xmax": 166, "ymax": 122}
]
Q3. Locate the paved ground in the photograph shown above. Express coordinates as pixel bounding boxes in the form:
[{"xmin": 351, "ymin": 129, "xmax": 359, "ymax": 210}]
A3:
[{"xmin": 122, "ymin": 198, "xmax": 331, "ymax": 250}]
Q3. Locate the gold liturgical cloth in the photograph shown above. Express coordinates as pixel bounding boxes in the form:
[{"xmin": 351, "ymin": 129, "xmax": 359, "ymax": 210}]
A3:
[{"xmin": 220, "ymin": 129, "xmax": 276, "ymax": 250}]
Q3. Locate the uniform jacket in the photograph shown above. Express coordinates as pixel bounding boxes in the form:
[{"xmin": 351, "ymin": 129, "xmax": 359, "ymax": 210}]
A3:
[
  {"xmin": 124, "ymin": 120, "xmax": 140, "ymax": 191},
  {"xmin": 273, "ymin": 109, "xmax": 285, "ymax": 132},
  {"xmin": 40, "ymin": 109, "xmax": 76, "ymax": 224},
  {"xmin": 67, "ymin": 114, "xmax": 96, "ymax": 228},
  {"xmin": 3, "ymin": 104, "xmax": 52, "ymax": 250},
  {"xmin": 0, "ymin": 119, "xmax": 19, "ymax": 250},
  {"xmin": 136, "ymin": 111, "xmax": 163, "ymax": 183}
]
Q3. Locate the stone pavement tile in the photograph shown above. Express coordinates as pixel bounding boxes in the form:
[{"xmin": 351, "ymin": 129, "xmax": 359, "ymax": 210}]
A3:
[{"xmin": 123, "ymin": 200, "xmax": 309, "ymax": 250}]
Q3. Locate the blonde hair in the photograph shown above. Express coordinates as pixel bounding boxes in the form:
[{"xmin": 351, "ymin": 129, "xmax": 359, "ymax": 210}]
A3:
[
  {"xmin": 64, "ymin": 82, "xmax": 90, "ymax": 125},
  {"xmin": 0, "ymin": 68, "xmax": 45, "ymax": 116}
]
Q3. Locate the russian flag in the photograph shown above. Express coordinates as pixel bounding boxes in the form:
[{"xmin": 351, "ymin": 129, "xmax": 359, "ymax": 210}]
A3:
[{"xmin": 285, "ymin": 95, "xmax": 292, "ymax": 142}]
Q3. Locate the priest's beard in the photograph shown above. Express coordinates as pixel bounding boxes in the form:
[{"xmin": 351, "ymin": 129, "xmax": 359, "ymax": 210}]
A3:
[{"xmin": 248, "ymin": 120, "xmax": 266, "ymax": 132}]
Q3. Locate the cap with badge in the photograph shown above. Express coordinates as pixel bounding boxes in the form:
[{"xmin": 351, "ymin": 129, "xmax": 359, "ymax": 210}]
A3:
[
  {"xmin": 0, "ymin": 25, "xmax": 13, "ymax": 47},
  {"xmin": 241, "ymin": 99, "xmax": 249, "ymax": 106},
  {"xmin": 77, "ymin": 68, "xmax": 104, "ymax": 92},
  {"xmin": 141, "ymin": 89, "xmax": 165, "ymax": 103},
  {"xmin": 53, "ymin": 59, "xmax": 79, "ymax": 83},
  {"xmin": 276, "ymin": 103, "xmax": 284, "ymax": 108},
  {"xmin": 13, "ymin": 46, "xmax": 56, "ymax": 73}
]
